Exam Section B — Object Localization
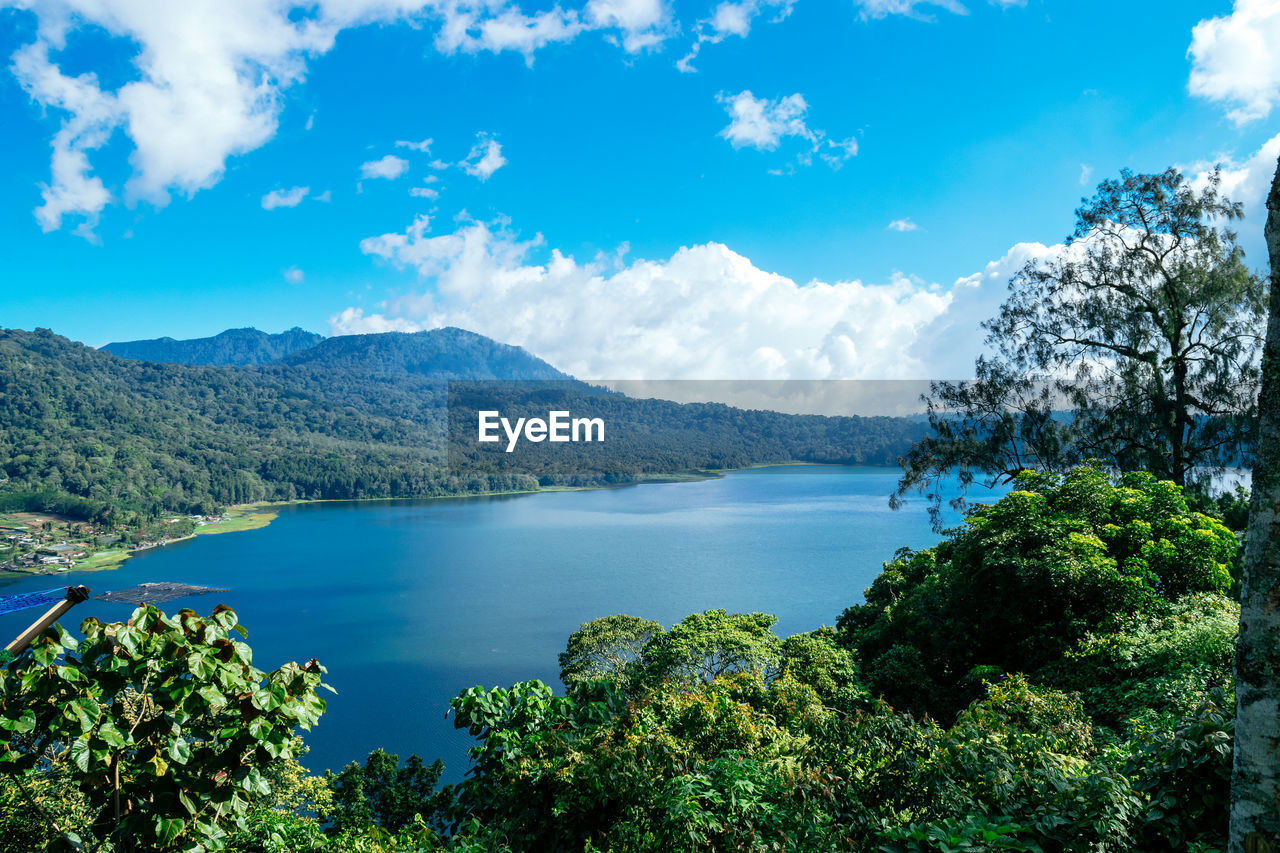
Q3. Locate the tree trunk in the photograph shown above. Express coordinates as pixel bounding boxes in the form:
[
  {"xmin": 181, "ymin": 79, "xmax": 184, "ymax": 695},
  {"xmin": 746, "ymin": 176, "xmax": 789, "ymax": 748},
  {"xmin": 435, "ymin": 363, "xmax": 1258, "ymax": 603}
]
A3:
[{"xmin": 1231, "ymin": 153, "xmax": 1280, "ymax": 852}]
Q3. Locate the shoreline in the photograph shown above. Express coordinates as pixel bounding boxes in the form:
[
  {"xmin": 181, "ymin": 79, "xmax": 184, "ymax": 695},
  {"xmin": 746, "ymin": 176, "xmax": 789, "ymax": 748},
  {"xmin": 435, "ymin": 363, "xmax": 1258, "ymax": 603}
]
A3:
[{"xmin": 0, "ymin": 462, "xmax": 884, "ymax": 580}]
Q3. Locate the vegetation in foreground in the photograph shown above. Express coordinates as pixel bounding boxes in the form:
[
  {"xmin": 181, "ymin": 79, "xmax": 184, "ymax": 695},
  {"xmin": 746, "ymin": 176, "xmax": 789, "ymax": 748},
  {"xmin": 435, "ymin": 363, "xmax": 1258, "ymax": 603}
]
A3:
[{"xmin": 0, "ymin": 466, "xmax": 1241, "ymax": 851}]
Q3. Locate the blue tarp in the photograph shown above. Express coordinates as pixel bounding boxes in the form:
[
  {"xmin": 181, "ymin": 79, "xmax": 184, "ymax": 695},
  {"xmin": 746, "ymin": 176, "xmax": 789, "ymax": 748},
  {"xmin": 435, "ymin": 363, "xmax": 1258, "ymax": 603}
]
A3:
[{"xmin": 0, "ymin": 587, "xmax": 66, "ymax": 616}]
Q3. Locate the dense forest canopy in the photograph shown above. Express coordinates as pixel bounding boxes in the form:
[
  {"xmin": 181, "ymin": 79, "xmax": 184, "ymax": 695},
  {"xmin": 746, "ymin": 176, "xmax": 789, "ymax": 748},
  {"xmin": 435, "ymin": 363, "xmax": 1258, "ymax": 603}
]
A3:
[
  {"xmin": 101, "ymin": 327, "xmax": 327, "ymax": 367},
  {"xmin": 0, "ymin": 327, "xmax": 925, "ymax": 522}
]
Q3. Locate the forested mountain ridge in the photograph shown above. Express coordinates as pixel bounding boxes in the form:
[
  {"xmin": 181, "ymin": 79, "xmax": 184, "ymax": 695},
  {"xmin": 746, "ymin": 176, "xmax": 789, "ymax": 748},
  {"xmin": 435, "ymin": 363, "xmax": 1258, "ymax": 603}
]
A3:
[
  {"xmin": 0, "ymin": 327, "xmax": 925, "ymax": 520},
  {"xmin": 282, "ymin": 326, "xmax": 570, "ymax": 380},
  {"xmin": 101, "ymin": 326, "xmax": 325, "ymax": 366}
]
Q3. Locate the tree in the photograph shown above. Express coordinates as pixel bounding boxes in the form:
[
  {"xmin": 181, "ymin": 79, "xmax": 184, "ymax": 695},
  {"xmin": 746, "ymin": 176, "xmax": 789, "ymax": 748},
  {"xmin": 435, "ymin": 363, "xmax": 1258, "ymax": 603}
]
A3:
[
  {"xmin": 638, "ymin": 610, "xmax": 783, "ymax": 686},
  {"xmin": 1230, "ymin": 154, "xmax": 1280, "ymax": 853},
  {"xmin": 899, "ymin": 168, "xmax": 1265, "ymax": 519},
  {"xmin": 0, "ymin": 605, "xmax": 329, "ymax": 852},
  {"xmin": 558, "ymin": 614, "xmax": 663, "ymax": 690}
]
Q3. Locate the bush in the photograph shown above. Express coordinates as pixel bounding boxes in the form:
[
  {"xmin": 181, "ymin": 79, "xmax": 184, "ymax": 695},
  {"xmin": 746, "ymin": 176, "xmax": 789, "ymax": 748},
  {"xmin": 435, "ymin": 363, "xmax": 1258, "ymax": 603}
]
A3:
[{"xmin": 838, "ymin": 467, "xmax": 1236, "ymax": 718}]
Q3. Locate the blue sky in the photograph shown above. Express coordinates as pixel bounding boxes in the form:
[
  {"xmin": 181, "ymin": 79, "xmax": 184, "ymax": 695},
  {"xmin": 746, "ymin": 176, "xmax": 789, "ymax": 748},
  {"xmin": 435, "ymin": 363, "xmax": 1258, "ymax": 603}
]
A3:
[{"xmin": 1, "ymin": 0, "xmax": 1278, "ymax": 379}]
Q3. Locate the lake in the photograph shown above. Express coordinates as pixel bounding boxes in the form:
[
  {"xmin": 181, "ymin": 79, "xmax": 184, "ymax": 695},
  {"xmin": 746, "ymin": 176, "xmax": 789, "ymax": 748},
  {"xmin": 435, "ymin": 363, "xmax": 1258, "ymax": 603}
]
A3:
[{"xmin": 0, "ymin": 465, "xmax": 1004, "ymax": 776}]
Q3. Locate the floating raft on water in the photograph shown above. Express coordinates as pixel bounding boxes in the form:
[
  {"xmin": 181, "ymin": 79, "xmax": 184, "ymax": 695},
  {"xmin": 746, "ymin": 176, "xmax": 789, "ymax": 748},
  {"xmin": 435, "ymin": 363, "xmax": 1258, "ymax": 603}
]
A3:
[{"xmin": 95, "ymin": 582, "xmax": 228, "ymax": 606}]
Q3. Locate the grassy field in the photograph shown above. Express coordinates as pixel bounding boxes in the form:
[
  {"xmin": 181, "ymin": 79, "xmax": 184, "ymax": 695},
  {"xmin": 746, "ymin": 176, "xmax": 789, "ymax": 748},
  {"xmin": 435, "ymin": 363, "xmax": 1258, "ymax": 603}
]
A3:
[
  {"xmin": 70, "ymin": 550, "xmax": 133, "ymax": 572},
  {"xmin": 196, "ymin": 505, "xmax": 279, "ymax": 535}
]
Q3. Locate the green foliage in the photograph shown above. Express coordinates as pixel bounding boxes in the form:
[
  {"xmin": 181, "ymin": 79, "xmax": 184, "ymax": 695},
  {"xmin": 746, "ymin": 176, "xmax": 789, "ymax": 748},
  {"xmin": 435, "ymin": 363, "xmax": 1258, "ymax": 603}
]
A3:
[
  {"xmin": 1041, "ymin": 593, "xmax": 1238, "ymax": 733},
  {"xmin": 446, "ymin": 670, "xmax": 838, "ymax": 852},
  {"xmin": 0, "ymin": 765, "xmax": 95, "ymax": 853},
  {"xmin": 1123, "ymin": 690, "xmax": 1233, "ymax": 851},
  {"xmin": 0, "ymin": 605, "xmax": 329, "ymax": 852},
  {"xmin": 778, "ymin": 627, "xmax": 867, "ymax": 710},
  {"xmin": 559, "ymin": 614, "xmax": 663, "ymax": 690},
  {"xmin": 324, "ymin": 751, "xmax": 447, "ymax": 835},
  {"xmin": 638, "ymin": 610, "xmax": 783, "ymax": 687},
  {"xmin": 931, "ymin": 676, "xmax": 1141, "ymax": 851},
  {"xmin": 840, "ymin": 466, "xmax": 1237, "ymax": 718},
  {"xmin": 878, "ymin": 816, "xmax": 1043, "ymax": 853}
]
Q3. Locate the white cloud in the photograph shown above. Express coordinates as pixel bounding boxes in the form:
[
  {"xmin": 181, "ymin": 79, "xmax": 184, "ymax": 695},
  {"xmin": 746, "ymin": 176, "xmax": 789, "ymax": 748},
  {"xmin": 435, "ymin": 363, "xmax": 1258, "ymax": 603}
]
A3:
[
  {"xmin": 283, "ymin": 266, "xmax": 304, "ymax": 284},
  {"xmin": 1189, "ymin": 0, "xmax": 1280, "ymax": 124},
  {"xmin": 677, "ymin": 0, "xmax": 793, "ymax": 72},
  {"xmin": 395, "ymin": 138, "xmax": 434, "ymax": 152},
  {"xmin": 341, "ymin": 216, "xmax": 959, "ymax": 378},
  {"xmin": 585, "ymin": 0, "xmax": 670, "ymax": 52},
  {"xmin": 1185, "ymin": 131, "xmax": 1280, "ymax": 265},
  {"xmin": 856, "ymin": 0, "xmax": 968, "ymax": 20},
  {"xmin": 719, "ymin": 91, "xmax": 810, "ymax": 150},
  {"xmin": 261, "ymin": 185, "xmax": 309, "ymax": 209},
  {"xmin": 410, "ymin": 186, "xmax": 441, "ymax": 199},
  {"xmin": 435, "ymin": 4, "xmax": 586, "ymax": 57},
  {"xmin": 10, "ymin": 40, "xmax": 117, "ymax": 237},
  {"xmin": 461, "ymin": 134, "xmax": 506, "ymax": 180},
  {"xmin": 360, "ymin": 155, "xmax": 410, "ymax": 180},
  {"xmin": 3, "ymin": 0, "xmax": 689, "ymax": 237},
  {"xmin": 915, "ymin": 241, "xmax": 1064, "ymax": 373},
  {"xmin": 887, "ymin": 218, "xmax": 919, "ymax": 231},
  {"xmin": 314, "ymin": 189, "xmax": 332, "ymax": 202},
  {"xmin": 718, "ymin": 91, "xmax": 857, "ymax": 170},
  {"xmin": 1079, "ymin": 163, "xmax": 1094, "ymax": 186}
]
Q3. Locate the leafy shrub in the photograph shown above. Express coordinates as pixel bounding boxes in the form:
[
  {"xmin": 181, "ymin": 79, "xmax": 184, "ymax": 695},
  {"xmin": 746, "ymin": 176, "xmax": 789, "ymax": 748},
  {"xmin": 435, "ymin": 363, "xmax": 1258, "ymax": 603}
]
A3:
[
  {"xmin": 1123, "ymin": 690, "xmax": 1233, "ymax": 851},
  {"xmin": 0, "ymin": 605, "xmax": 330, "ymax": 852},
  {"xmin": 839, "ymin": 467, "xmax": 1236, "ymax": 719}
]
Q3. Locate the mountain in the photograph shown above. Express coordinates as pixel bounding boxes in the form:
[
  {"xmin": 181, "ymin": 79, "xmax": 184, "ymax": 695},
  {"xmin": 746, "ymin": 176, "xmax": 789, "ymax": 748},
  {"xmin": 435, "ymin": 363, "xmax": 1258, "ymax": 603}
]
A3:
[
  {"xmin": 282, "ymin": 327, "xmax": 571, "ymax": 380},
  {"xmin": 101, "ymin": 327, "xmax": 325, "ymax": 366},
  {"xmin": 0, "ymin": 326, "xmax": 925, "ymax": 520}
]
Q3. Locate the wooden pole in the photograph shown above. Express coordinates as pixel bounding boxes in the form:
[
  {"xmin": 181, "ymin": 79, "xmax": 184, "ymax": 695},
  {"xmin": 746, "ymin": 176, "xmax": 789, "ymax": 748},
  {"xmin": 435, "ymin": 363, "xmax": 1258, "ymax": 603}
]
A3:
[{"xmin": 3, "ymin": 586, "xmax": 90, "ymax": 656}]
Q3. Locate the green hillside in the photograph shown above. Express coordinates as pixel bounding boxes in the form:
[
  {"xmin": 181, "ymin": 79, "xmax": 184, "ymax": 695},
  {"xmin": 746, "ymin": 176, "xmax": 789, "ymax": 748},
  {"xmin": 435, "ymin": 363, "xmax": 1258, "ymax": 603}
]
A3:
[{"xmin": 0, "ymin": 327, "xmax": 925, "ymax": 520}]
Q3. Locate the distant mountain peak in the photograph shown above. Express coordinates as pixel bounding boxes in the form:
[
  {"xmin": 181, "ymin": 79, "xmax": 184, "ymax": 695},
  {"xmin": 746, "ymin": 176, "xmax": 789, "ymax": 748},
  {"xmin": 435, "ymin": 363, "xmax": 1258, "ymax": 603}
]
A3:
[
  {"xmin": 102, "ymin": 327, "xmax": 326, "ymax": 366},
  {"xmin": 282, "ymin": 326, "xmax": 572, "ymax": 381}
]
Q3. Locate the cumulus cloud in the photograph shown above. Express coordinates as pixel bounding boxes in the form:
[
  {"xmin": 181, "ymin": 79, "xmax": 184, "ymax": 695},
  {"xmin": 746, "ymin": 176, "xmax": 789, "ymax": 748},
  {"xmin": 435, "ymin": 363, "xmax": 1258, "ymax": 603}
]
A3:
[
  {"xmin": 1189, "ymin": 0, "xmax": 1280, "ymax": 124},
  {"xmin": 410, "ymin": 186, "xmax": 441, "ymax": 199},
  {"xmin": 719, "ymin": 91, "xmax": 809, "ymax": 150},
  {"xmin": 461, "ymin": 134, "xmax": 506, "ymax": 180},
  {"xmin": 8, "ymin": 1, "xmax": 365, "ymax": 234},
  {"xmin": 718, "ymin": 91, "xmax": 857, "ymax": 171},
  {"xmin": 1185, "ymin": 131, "xmax": 1280, "ymax": 265},
  {"xmin": 914, "ymin": 241, "xmax": 1066, "ymax": 373},
  {"xmin": 261, "ymin": 185, "xmax": 309, "ymax": 209},
  {"xmin": 435, "ymin": 4, "xmax": 585, "ymax": 57},
  {"xmin": 585, "ymin": 0, "xmax": 670, "ymax": 52},
  {"xmin": 677, "ymin": 0, "xmax": 793, "ymax": 72},
  {"xmin": 360, "ymin": 155, "xmax": 410, "ymax": 180},
  {"xmin": 887, "ymin": 218, "xmax": 919, "ymax": 232},
  {"xmin": 4, "ymin": 0, "xmax": 680, "ymax": 237},
  {"xmin": 339, "ymin": 216, "xmax": 963, "ymax": 379},
  {"xmin": 283, "ymin": 266, "xmax": 305, "ymax": 284}
]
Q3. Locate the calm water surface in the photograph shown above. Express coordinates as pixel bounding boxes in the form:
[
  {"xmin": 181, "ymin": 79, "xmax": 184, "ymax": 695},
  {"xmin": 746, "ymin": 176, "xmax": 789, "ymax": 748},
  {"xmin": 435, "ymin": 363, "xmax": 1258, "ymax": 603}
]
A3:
[{"xmin": 0, "ymin": 466, "xmax": 1003, "ymax": 776}]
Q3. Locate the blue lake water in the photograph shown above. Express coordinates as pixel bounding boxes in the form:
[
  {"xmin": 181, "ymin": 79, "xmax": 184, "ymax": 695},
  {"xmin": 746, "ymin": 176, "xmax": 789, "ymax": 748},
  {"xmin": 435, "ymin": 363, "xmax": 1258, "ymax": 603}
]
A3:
[{"xmin": 0, "ymin": 465, "xmax": 1004, "ymax": 776}]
